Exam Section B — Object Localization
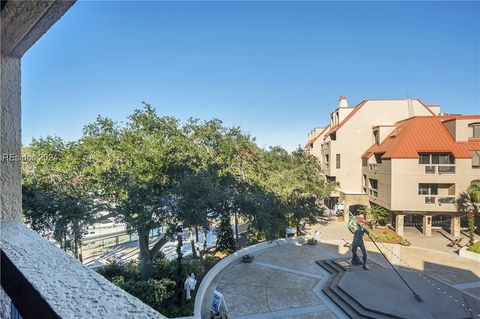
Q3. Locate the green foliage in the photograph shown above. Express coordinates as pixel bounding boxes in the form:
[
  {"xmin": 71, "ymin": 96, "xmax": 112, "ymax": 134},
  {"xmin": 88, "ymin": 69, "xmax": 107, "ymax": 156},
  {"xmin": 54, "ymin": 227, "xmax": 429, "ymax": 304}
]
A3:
[
  {"xmin": 96, "ymin": 260, "xmax": 139, "ymax": 281},
  {"xmin": 22, "ymin": 138, "xmax": 98, "ymax": 259},
  {"xmin": 202, "ymin": 254, "xmax": 217, "ymax": 266},
  {"xmin": 368, "ymin": 231, "xmax": 398, "ymax": 243},
  {"xmin": 24, "ymin": 103, "xmax": 338, "ymax": 279},
  {"xmin": 216, "ymin": 215, "xmax": 236, "ymax": 253},
  {"xmin": 468, "ymin": 181, "xmax": 480, "ymax": 204},
  {"xmin": 112, "ymin": 276, "xmax": 175, "ymax": 310},
  {"xmin": 97, "ymin": 253, "xmax": 203, "ymax": 316},
  {"xmin": 359, "ymin": 204, "xmax": 387, "ymax": 228},
  {"xmin": 467, "ymin": 241, "xmax": 480, "ymax": 254}
]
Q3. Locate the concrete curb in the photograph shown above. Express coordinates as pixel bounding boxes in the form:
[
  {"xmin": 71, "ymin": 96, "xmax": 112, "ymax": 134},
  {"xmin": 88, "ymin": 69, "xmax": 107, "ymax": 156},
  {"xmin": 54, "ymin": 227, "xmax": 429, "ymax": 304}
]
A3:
[
  {"xmin": 192, "ymin": 237, "xmax": 305, "ymax": 319},
  {"xmin": 459, "ymin": 246, "xmax": 480, "ymax": 261}
]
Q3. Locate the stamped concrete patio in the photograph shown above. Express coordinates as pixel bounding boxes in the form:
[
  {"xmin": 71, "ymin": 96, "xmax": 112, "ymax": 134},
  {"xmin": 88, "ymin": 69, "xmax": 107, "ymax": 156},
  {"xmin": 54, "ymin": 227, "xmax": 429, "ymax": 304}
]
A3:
[
  {"xmin": 201, "ymin": 237, "xmax": 480, "ymax": 319},
  {"xmin": 201, "ymin": 241, "xmax": 342, "ymax": 319}
]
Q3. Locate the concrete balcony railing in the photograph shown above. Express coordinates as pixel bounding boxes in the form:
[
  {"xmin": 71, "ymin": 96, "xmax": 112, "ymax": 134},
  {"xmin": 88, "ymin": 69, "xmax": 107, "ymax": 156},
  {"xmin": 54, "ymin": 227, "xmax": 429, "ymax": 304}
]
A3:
[
  {"xmin": 423, "ymin": 196, "xmax": 456, "ymax": 205},
  {"xmin": 0, "ymin": 221, "xmax": 168, "ymax": 319},
  {"xmin": 423, "ymin": 165, "xmax": 456, "ymax": 175}
]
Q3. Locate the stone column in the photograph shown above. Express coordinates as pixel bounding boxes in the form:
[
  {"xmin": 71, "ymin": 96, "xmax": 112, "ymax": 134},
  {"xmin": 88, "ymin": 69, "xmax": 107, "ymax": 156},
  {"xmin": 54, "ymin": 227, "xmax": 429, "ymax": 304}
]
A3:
[
  {"xmin": 343, "ymin": 204, "xmax": 350, "ymax": 223},
  {"xmin": 450, "ymin": 215, "xmax": 460, "ymax": 238},
  {"xmin": 395, "ymin": 213, "xmax": 405, "ymax": 237},
  {"xmin": 422, "ymin": 215, "xmax": 432, "ymax": 236},
  {"xmin": 1, "ymin": 55, "xmax": 22, "ymax": 221}
]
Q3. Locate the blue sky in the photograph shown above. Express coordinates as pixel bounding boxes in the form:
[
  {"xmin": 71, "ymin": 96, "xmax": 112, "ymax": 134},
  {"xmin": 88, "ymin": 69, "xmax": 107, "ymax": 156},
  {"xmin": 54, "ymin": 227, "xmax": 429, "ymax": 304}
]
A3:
[{"xmin": 22, "ymin": 1, "xmax": 479, "ymax": 151}]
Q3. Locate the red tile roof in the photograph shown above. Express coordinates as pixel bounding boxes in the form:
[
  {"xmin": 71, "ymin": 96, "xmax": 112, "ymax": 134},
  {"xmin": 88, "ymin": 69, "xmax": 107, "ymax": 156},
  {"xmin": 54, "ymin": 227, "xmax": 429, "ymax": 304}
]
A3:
[{"xmin": 363, "ymin": 116, "xmax": 480, "ymax": 159}]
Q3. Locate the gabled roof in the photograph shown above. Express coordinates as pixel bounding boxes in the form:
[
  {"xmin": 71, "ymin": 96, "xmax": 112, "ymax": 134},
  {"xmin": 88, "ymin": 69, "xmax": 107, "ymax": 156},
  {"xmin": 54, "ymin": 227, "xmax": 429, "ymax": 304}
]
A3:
[
  {"xmin": 305, "ymin": 125, "xmax": 328, "ymax": 148},
  {"xmin": 324, "ymin": 98, "xmax": 435, "ymax": 139},
  {"xmin": 362, "ymin": 116, "xmax": 480, "ymax": 159}
]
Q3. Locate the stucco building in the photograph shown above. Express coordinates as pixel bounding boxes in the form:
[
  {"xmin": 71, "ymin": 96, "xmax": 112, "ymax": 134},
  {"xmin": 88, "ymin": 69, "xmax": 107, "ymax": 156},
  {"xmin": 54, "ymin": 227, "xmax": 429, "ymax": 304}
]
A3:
[{"xmin": 306, "ymin": 96, "xmax": 479, "ymax": 237}]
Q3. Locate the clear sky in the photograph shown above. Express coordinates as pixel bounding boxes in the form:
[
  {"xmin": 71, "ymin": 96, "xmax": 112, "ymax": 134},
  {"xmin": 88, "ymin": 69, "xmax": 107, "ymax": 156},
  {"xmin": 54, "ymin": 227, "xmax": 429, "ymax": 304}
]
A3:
[{"xmin": 22, "ymin": 1, "xmax": 480, "ymax": 151}]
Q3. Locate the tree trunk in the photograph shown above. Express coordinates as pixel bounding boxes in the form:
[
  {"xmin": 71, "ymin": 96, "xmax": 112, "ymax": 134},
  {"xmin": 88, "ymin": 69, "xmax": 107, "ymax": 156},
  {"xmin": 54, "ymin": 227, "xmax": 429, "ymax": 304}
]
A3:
[
  {"xmin": 138, "ymin": 228, "xmax": 153, "ymax": 281},
  {"xmin": 195, "ymin": 225, "xmax": 202, "ymax": 258},
  {"xmin": 203, "ymin": 229, "xmax": 208, "ymax": 254},
  {"xmin": 189, "ymin": 226, "xmax": 197, "ymax": 258},
  {"xmin": 74, "ymin": 238, "xmax": 79, "ymax": 260},
  {"xmin": 234, "ymin": 211, "xmax": 239, "ymax": 242}
]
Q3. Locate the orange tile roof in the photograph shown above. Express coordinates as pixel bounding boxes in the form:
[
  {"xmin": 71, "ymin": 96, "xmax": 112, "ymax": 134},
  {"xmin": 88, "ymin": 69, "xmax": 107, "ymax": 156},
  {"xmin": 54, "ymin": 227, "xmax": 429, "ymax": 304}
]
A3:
[{"xmin": 363, "ymin": 116, "xmax": 480, "ymax": 159}]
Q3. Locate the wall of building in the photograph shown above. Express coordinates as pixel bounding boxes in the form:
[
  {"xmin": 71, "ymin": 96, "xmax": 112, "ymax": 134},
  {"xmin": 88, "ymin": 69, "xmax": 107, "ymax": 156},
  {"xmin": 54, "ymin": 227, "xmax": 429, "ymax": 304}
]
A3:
[
  {"xmin": 323, "ymin": 99, "xmax": 433, "ymax": 195},
  {"xmin": 388, "ymin": 158, "xmax": 476, "ymax": 213},
  {"xmin": 363, "ymin": 158, "xmax": 393, "ymax": 210},
  {"xmin": 1, "ymin": 55, "xmax": 22, "ymax": 221}
]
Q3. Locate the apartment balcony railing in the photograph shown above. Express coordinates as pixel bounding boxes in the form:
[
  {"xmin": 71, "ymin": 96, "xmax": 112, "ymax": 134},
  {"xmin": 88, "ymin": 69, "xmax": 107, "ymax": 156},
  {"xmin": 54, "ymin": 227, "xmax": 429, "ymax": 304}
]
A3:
[
  {"xmin": 438, "ymin": 165, "xmax": 455, "ymax": 174},
  {"xmin": 423, "ymin": 165, "xmax": 455, "ymax": 174},
  {"xmin": 438, "ymin": 197, "xmax": 456, "ymax": 205},
  {"xmin": 369, "ymin": 164, "xmax": 378, "ymax": 172},
  {"xmin": 0, "ymin": 221, "xmax": 167, "ymax": 319},
  {"xmin": 423, "ymin": 196, "xmax": 456, "ymax": 205},
  {"xmin": 369, "ymin": 188, "xmax": 378, "ymax": 198}
]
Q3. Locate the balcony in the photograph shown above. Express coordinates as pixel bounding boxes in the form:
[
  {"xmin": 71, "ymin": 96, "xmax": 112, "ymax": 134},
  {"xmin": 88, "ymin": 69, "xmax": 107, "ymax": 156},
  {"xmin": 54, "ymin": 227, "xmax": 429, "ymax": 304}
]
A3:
[
  {"xmin": 369, "ymin": 164, "xmax": 378, "ymax": 172},
  {"xmin": 422, "ymin": 196, "xmax": 456, "ymax": 205},
  {"xmin": 0, "ymin": 222, "xmax": 166, "ymax": 319},
  {"xmin": 369, "ymin": 188, "xmax": 378, "ymax": 198},
  {"xmin": 438, "ymin": 196, "xmax": 455, "ymax": 205}
]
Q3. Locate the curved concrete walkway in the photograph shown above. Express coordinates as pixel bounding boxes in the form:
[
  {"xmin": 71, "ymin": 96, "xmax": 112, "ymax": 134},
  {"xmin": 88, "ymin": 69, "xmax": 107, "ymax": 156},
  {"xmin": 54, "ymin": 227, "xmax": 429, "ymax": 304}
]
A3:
[{"xmin": 201, "ymin": 239, "xmax": 480, "ymax": 319}]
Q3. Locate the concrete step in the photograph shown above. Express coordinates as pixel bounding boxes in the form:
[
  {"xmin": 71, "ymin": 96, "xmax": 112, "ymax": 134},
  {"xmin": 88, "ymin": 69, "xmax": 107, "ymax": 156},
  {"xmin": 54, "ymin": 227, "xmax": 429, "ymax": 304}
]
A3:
[
  {"xmin": 316, "ymin": 259, "xmax": 337, "ymax": 274},
  {"xmin": 322, "ymin": 280, "xmax": 368, "ymax": 319}
]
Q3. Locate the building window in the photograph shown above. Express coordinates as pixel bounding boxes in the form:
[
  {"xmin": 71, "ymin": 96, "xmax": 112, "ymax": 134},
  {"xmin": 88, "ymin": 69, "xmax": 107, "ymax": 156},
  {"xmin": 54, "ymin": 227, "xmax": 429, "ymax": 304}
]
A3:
[
  {"xmin": 472, "ymin": 151, "xmax": 480, "ymax": 168},
  {"xmin": 419, "ymin": 184, "xmax": 429, "ymax": 195},
  {"xmin": 419, "ymin": 153, "xmax": 454, "ymax": 164},
  {"xmin": 374, "ymin": 153, "xmax": 383, "ymax": 164},
  {"xmin": 362, "ymin": 158, "xmax": 368, "ymax": 167},
  {"xmin": 373, "ymin": 131, "xmax": 380, "ymax": 144},
  {"xmin": 418, "ymin": 183, "xmax": 438, "ymax": 195},
  {"xmin": 469, "ymin": 123, "xmax": 480, "ymax": 138},
  {"xmin": 362, "ymin": 175, "xmax": 367, "ymax": 187},
  {"xmin": 369, "ymin": 178, "xmax": 378, "ymax": 190},
  {"xmin": 325, "ymin": 154, "xmax": 329, "ymax": 163},
  {"xmin": 419, "ymin": 154, "xmax": 430, "ymax": 164},
  {"xmin": 336, "ymin": 154, "xmax": 341, "ymax": 169}
]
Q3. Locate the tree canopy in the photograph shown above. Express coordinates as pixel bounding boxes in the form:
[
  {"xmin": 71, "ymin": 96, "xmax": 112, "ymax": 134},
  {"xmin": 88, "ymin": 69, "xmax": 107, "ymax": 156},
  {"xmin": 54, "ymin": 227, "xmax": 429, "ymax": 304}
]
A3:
[{"xmin": 22, "ymin": 103, "xmax": 337, "ymax": 280}]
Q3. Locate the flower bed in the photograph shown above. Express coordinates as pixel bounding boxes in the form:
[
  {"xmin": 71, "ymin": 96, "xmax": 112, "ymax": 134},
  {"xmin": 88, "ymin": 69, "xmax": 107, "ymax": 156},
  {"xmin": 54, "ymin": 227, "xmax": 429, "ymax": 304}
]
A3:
[{"xmin": 364, "ymin": 227, "xmax": 402, "ymax": 244}]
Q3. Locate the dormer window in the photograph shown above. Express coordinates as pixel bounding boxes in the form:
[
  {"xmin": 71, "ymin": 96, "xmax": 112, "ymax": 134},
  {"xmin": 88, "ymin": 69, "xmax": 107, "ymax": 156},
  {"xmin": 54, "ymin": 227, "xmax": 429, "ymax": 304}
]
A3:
[{"xmin": 469, "ymin": 123, "xmax": 480, "ymax": 138}]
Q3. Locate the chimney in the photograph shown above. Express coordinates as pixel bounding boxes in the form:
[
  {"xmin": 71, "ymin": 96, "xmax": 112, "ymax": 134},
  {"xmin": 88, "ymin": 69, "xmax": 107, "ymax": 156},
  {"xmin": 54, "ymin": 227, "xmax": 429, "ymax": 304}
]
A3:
[{"xmin": 338, "ymin": 96, "xmax": 348, "ymax": 108}]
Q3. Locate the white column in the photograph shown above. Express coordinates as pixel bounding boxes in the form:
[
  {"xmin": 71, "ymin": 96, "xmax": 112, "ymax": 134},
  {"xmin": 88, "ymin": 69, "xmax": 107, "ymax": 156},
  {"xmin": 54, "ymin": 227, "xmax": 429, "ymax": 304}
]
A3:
[
  {"xmin": 422, "ymin": 215, "xmax": 432, "ymax": 236},
  {"xmin": 450, "ymin": 215, "xmax": 460, "ymax": 237},
  {"xmin": 395, "ymin": 214, "xmax": 405, "ymax": 237}
]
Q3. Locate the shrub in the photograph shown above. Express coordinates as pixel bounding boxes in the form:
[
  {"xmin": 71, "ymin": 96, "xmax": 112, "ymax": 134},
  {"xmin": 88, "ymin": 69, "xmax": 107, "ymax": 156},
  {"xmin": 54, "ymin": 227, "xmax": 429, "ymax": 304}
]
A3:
[
  {"xmin": 467, "ymin": 241, "xmax": 480, "ymax": 254},
  {"xmin": 202, "ymin": 254, "xmax": 216, "ymax": 266},
  {"xmin": 96, "ymin": 260, "xmax": 139, "ymax": 281}
]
